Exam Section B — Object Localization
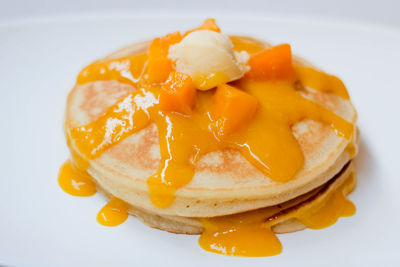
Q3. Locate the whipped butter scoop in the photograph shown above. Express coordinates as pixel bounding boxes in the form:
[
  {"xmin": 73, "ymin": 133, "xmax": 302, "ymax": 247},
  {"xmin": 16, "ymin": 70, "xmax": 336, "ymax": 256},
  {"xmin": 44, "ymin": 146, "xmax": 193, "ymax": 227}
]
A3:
[{"xmin": 168, "ymin": 30, "xmax": 250, "ymax": 90}]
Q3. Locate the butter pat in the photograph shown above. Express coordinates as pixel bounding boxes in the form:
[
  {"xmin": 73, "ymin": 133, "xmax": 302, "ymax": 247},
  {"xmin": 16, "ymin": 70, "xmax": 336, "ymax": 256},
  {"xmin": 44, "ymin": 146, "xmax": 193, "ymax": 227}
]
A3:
[{"xmin": 168, "ymin": 30, "xmax": 249, "ymax": 90}]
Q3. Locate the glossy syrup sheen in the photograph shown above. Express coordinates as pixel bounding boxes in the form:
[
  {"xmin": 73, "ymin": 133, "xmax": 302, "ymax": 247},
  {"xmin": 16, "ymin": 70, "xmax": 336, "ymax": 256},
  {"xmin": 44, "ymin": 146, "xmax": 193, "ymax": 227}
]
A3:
[
  {"xmin": 67, "ymin": 37, "xmax": 354, "ymax": 209},
  {"xmin": 296, "ymin": 172, "xmax": 356, "ymax": 229},
  {"xmin": 294, "ymin": 65, "xmax": 350, "ymax": 100},
  {"xmin": 58, "ymin": 160, "xmax": 96, "ymax": 197},
  {"xmin": 97, "ymin": 197, "xmax": 129, "ymax": 227},
  {"xmin": 77, "ymin": 54, "xmax": 148, "ymax": 86},
  {"xmin": 199, "ymin": 172, "xmax": 356, "ymax": 257},
  {"xmin": 58, "ymin": 159, "xmax": 129, "ymax": 227}
]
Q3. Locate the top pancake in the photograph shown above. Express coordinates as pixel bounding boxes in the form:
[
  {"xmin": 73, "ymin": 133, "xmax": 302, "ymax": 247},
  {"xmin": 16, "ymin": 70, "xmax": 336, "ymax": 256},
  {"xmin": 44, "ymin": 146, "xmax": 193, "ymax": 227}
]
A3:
[{"xmin": 65, "ymin": 39, "xmax": 357, "ymax": 217}]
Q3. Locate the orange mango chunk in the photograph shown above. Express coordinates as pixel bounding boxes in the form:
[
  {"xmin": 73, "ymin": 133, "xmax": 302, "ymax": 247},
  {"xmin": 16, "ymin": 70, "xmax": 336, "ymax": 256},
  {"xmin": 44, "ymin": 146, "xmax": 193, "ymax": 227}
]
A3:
[
  {"xmin": 245, "ymin": 44, "xmax": 295, "ymax": 80},
  {"xmin": 211, "ymin": 84, "xmax": 258, "ymax": 138},
  {"xmin": 147, "ymin": 31, "xmax": 182, "ymax": 83},
  {"xmin": 184, "ymin": 18, "xmax": 221, "ymax": 36},
  {"xmin": 159, "ymin": 72, "xmax": 197, "ymax": 115}
]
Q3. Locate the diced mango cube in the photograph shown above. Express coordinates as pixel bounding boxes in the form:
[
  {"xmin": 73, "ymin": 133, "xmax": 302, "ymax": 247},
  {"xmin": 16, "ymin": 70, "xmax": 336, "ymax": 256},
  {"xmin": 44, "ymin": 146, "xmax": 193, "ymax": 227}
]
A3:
[
  {"xmin": 159, "ymin": 72, "xmax": 197, "ymax": 115},
  {"xmin": 245, "ymin": 44, "xmax": 295, "ymax": 80},
  {"xmin": 184, "ymin": 18, "xmax": 221, "ymax": 36},
  {"xmin": 211, "ymin": 84, "xmax": 258, "ymax": 138},
  {"xmin": 147, "ymin": 32, "xmax": 182, "ymax": 83}
]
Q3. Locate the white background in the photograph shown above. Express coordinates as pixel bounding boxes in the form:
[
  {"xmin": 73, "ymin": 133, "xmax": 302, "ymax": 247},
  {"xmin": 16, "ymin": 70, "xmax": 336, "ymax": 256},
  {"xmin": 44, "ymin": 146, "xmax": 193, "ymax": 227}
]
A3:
[
  {"xmin": 1, "ymin": 0, "xmax": 400, "ymax": 28},
  {"xmin": 1, "ymin": 1, "xmax": 400, "ymax": 267}
]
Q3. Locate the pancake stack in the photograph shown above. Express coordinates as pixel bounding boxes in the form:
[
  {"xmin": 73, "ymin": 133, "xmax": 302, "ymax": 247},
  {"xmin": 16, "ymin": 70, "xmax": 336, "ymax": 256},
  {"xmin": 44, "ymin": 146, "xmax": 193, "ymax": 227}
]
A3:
[{"xmin": 62, "ymin": 20, "xmax": 358, "ymax": 257}]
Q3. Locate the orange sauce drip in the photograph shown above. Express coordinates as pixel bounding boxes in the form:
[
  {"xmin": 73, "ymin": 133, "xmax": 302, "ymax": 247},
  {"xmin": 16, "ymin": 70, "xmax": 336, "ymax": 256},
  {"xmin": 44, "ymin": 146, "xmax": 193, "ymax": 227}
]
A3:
[
  {"xmin": 58, "ymin": 160, "xmax": 96, "ymax": 197},
  {"xmin": 77, "ymin": 54, "xmax": 148, "ymax": 86},
  {"xmin": 67, "ymin": 36, "xmax": 354, "ymax": 208},
  {"xmin": 346, "ymin": 136, "xmax": 358, "ymax": 158},
  {"xmin": 70, "ymin": 89, "xmax": 154, "ymax": 159},
  {"xmin": 294, "ymin": 65, "xmax": 350, "ymax": 99},
  {"xmin": 199, "ymin": 211, "xmax": 282, "ymax": 257},
  {"xmin": 346, "ymin": 143, "xmax": 357, "ymax": 158},
  {"xmin": 297, "ymin": 173, "xmax": 356, "ymax": 229},
  {"xmin": 66, "ymin": 132, "xmax": 90, "ymax": 170},
  {"xmin": 58, "ymin": 158, "xmax": 130, "ymax": 228},
  {"xmin": 199, "ymin": 172, "xmax": 356, "ymax": 257},
  {"xmin": 200, "ymin": 223, "xmax": 281, "ymax": 257},
  {"xmin": 97, "ymin": 197, "xmax": 129, "ymax": 226}
]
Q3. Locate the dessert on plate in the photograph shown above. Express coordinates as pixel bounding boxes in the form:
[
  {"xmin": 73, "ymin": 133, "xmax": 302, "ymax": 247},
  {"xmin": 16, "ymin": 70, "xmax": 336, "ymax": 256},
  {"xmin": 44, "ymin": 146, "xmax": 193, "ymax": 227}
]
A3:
[{"xmin": 59, "ymin": 18, "xmax": 358, "ymax": 257}]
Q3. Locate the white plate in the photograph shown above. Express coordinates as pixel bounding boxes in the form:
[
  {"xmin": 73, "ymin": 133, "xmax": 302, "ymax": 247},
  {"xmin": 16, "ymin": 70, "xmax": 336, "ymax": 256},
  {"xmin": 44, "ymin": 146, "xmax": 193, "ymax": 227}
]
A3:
[{"xmin": 1, "ymin": 12, "xmax": 399, "ymax": 266}]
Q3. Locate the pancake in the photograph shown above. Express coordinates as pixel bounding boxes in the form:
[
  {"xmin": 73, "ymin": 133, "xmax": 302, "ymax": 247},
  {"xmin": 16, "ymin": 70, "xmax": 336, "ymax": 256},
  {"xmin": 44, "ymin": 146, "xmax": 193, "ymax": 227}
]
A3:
[
  {"xmin": 65, "ymin": 38, "xmax": 357, "ymax": 218},
  {"xmin": 95, "ymin": 160, "xmax": 356, "ymax": 235}
]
